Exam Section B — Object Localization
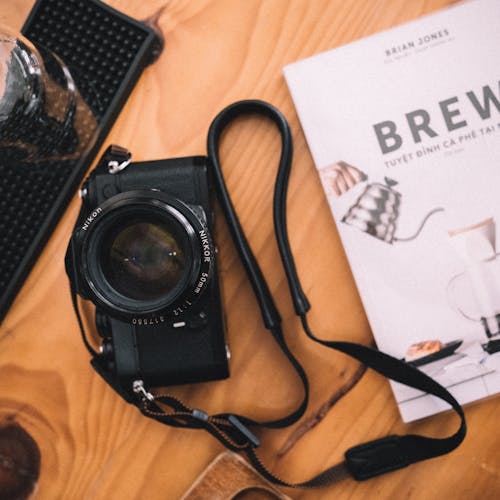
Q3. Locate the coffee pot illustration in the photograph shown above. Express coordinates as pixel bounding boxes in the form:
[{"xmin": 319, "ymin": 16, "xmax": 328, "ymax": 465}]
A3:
[
  {"xmin": 447, "ymin": 218, "xmax": 500, "ymax": 353},
  {"xmin": 341, "ymin": 177, "xmax": 443, "ymax": 244}
]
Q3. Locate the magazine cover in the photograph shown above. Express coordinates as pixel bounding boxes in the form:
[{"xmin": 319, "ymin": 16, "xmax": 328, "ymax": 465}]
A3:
[{"xmin": 284, "ymin": 0, "xmax": 500, "ymax": 422}]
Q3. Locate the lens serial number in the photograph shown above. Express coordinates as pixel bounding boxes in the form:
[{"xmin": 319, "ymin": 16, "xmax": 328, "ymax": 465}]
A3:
[{"xmin": 132, "ymin": 316, "xmax": 165, "ymax": 325}]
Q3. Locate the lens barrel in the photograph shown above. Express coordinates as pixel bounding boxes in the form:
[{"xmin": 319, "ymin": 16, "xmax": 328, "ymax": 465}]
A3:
[{"xmin": 74, "ymin": 191, "xmax": 214, "ymax": 318}]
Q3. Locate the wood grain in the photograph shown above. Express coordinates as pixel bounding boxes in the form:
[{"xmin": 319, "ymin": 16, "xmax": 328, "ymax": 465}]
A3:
[
  {"xmin": 180, "ymin": 452, "xmax": 292, "ymax": 500},
  {"xmin": 1, "ymin": 0, "xmax": 499, "ymax": 499}
]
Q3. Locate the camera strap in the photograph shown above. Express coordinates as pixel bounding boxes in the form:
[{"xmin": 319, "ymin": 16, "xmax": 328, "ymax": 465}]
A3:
[{"xmin": 71, "ymin": 100, "xmax": 466, "ymax": 488}]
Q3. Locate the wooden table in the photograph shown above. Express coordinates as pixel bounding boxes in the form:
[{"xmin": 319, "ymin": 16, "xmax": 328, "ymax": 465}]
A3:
[{"xmin": 1, "ymin": 1, "xmax": 499, "ymax": 498}]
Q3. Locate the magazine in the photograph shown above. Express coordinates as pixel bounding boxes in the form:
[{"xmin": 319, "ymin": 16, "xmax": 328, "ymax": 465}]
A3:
[{"xmin": 284, "ymin": 0, "xmax": 500, "ymax": 422}]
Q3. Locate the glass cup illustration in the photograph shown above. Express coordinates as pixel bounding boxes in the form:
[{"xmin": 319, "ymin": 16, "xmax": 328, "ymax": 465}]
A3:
[{"xmin": 447, "ymin": 217, "xmax": 500, "ymax": 344}]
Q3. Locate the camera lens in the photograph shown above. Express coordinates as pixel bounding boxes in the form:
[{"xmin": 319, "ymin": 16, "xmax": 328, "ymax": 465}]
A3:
[
  {"xmin": 79, "ymin": 192, "xmax": 213, "ymax": 318},
  {"xmin": 101, "ymin": 219, "xmax": 187, "ymax": 301}
]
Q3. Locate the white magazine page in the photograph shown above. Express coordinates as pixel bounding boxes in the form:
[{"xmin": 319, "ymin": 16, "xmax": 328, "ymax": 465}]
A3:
[{"xmin": 284, "ymin": 0, "xmax": 500, "ymax": 422}]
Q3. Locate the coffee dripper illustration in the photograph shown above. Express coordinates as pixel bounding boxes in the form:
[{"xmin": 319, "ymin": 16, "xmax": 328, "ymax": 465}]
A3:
[
  {"xmin": 319, "ymin": 162, "xmax": 443, "ymax": 244},
  {"xmin": 447, "ymin": 217, "xmax": 500, "ymax": 354}
]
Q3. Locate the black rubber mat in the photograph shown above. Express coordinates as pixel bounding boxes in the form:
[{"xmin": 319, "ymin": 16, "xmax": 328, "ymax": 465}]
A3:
[{"xmin": 0, "ymin": 0, "xmax": 162, "ymax": 322}]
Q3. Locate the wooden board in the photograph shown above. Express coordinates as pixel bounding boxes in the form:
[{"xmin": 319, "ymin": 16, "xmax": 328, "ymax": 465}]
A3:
[
  {"xmin": 1, "ymin": 0, "xmax": 499, "ymax": 498},
  {"xmin": 180, "ymin": 452, "xmax": 292, "ymax": 500}
]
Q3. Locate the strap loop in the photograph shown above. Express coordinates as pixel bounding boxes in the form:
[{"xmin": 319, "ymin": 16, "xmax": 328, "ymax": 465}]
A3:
[
  {"xmin": 345, "ymin": 435, "xmax": 408, "ymax": 480},
  {"xmin": 192, "ymin": 409, "xmax": 209, "ymax": 422}
]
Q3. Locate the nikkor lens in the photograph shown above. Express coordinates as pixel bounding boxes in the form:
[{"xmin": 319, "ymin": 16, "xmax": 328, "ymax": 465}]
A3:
[
  {"xmin": 78, "ymin": 191, "xmax": 213, "ymax": 318},
  {"xmin": 101, "ymin": 218, "xmax": 188, "ymax": 301}
]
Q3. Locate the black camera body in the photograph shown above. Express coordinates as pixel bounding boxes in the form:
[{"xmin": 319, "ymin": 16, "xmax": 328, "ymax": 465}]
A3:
[{"xmin": 66, "ymin": 153, "xmax": 229, "ymax": 391}]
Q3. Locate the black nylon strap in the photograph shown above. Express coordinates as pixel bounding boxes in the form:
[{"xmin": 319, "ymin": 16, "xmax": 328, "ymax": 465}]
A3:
[
  {"xmin": 70, "ymin": 100, "xmax": 466, "ymax": 489},
  {"xmin": 205, "ymin": 99, "xmax": 466, "ymax": 486}
]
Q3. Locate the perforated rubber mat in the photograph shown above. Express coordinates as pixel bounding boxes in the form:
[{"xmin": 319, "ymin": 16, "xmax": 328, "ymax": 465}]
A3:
[{"xmin": 0, "ymin": 0, "xmax": 161, "ymax": 322}]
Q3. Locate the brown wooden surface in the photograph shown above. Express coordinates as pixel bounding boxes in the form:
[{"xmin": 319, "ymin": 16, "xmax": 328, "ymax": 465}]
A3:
[
  {"xmin": 180, "ymin": 452, "xmax": 292, "ymax": 500},
  {"xmin": 1, "ymin": 0, "xmax": 499, "ymax": 498}
]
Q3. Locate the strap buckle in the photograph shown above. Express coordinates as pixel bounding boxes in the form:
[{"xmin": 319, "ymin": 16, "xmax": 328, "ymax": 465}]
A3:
[{"xmin": 228, "ymin": 415, "xmax": 260, "ymax": 448}]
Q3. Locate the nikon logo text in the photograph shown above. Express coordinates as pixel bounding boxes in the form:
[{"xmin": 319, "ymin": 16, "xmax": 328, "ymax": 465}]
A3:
[
  {"xmin": 199, "ymin": 229, "xmax": 211, "ymax": 262},
  {"xmin": 81, "ymin": 208, "xmax": 103, "ymax": 230}
]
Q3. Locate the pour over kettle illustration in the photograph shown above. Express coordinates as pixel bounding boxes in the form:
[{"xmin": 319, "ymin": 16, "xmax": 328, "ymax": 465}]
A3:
[{"xmin": 341, "ymin": 176, "xmax": 443, "ymax": 244}]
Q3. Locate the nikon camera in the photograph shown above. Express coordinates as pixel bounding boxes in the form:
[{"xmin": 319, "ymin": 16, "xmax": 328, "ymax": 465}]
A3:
[{"xmin": 65, "ymin": 147, "xmax": 229, "ymax": 392}]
